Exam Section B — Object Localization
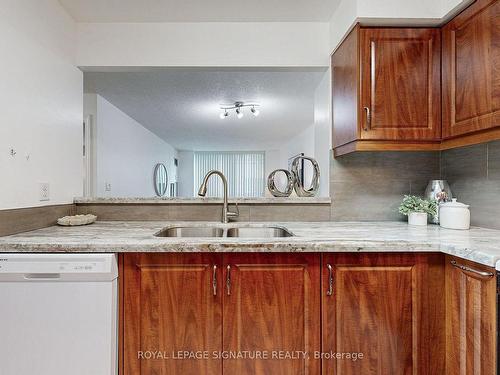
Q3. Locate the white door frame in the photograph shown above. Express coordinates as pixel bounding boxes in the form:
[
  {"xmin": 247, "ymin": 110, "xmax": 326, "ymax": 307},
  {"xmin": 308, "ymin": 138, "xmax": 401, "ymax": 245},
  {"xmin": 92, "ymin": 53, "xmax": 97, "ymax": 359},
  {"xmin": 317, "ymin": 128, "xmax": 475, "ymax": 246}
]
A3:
[{"xmin": 83, "ymin": 115, "xmax": 95, "ymax": 197}]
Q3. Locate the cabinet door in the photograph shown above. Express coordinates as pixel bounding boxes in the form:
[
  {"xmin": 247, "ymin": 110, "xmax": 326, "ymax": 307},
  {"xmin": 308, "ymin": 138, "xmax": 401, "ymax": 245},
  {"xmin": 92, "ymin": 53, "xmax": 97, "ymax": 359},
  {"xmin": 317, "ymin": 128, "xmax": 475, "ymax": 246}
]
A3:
[
  {"xmin": 442, "ymin": 0, "xmax": 500, "ymax": 138},
  {"xmin": 123, "ymin": 253, "xmax": 222, "ymax": 375},
  {"xmin": 360, "ymin": 28, "xmax": 441, "ymax": 141},
  {"xmin": 322, "ymin": 253, "xmax": 445, "ymax": 375},
  {"xmin": 445, "ymin": 256, "xmax": 497, "ymax": 375},
  {"xmin": 223, "ymin": 253, "xmax": 320, "ymax": 375}
]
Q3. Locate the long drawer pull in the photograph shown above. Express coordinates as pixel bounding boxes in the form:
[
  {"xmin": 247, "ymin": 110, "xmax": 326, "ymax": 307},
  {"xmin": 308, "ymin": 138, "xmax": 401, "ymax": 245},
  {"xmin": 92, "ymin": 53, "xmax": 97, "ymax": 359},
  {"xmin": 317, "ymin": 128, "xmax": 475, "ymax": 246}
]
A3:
[
  {"xmin": 326, "ymin": 264, "xmax": 333, "ymax": 296},
  {"xmin": 450, "ymin": 260, "xmax": 494, "ymax": 279},
  {"xmin": 212, "ymin": 265, "xmax": 217, "ymax": 296},
  {"xmin": 226, "ymin": 265, "xmax": 231, "ymax": 296}
]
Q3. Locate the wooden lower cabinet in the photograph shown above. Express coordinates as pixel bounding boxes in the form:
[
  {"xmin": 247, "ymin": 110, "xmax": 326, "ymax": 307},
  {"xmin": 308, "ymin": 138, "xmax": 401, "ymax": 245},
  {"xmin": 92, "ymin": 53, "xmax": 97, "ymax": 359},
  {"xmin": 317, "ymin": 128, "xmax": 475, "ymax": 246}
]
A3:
[
  {"xmin": 122, "ymin": 253, "xmax": 320, "ymax": 375},
  {"xmin": 322, "ymin": 253, "xmax": 445, "ymax": 375},
  {"xmin": 123, "ymin": 253, "xmax": 223, "ymax": 375},
  {"xmin": 445, "ymin": 256, "xmax": 497, "ymax": 375},
  {"xmin": 121, "ymin": 252, "xmax": 498, "ymax": 375},
  {"xmin": 222, "ymin": 253, "xmax": 321, "ymax": 375}
]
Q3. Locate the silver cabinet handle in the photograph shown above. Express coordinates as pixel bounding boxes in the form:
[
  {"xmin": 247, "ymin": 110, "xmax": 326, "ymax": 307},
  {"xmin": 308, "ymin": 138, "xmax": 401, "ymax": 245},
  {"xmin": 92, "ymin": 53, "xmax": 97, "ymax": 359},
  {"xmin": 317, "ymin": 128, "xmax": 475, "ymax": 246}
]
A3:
[
  {"xmin": 363, "ymin": 107, "xmax": 371, "ymax": 131},
  {"xmin": 226, "ymin": 265, "xmax": 231, "ymax": 296},
  {"xmin": 451, "ymin": 260, "xmax": 494, "ymax": 279},
  {"xmin": 212, "ymin": 265, "xmax": 217, "ymax": 296},
  {"xmin": 326, "ymin": 264, "xmax": 333, "ymax": 296}
]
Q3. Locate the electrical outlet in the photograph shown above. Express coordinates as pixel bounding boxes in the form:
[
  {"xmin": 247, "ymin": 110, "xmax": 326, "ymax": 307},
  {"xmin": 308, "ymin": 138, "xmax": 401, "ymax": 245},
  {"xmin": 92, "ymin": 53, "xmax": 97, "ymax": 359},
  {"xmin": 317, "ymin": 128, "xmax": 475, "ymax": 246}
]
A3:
[
  {"xmin": 39, "ymin": 183, "xmax": 50, "ymax": 201},
  {"xmin": 105, "ymin": 182, "xmax": 112, "ymax": 192}
]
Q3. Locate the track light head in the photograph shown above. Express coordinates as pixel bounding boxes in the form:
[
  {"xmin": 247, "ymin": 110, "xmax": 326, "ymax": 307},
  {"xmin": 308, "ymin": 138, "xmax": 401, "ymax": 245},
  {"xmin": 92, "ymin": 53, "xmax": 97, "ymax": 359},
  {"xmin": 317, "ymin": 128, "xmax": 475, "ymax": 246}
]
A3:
[
  {"xmin": 236, "ymin": 108, "xmax": 243, "ymax": 119},
  {"xmin": 219, "ymin": 110, "xmax": 229, "ymax": 119},
  {"xmin": 251, "ymin": 106, "xmax": 260, "ymax": 117}
]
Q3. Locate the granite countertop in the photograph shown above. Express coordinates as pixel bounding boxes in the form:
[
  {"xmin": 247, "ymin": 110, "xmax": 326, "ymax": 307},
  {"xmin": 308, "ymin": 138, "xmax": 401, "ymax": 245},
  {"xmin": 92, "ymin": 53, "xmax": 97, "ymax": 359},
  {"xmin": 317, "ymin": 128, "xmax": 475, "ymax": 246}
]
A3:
[
  {"xmin": 0, "ymin": 221, "xmax": 500, "ymax": 268},
  {"xmin": 74, "ymin": 197, "xmax": 332, "ymax": 204}
]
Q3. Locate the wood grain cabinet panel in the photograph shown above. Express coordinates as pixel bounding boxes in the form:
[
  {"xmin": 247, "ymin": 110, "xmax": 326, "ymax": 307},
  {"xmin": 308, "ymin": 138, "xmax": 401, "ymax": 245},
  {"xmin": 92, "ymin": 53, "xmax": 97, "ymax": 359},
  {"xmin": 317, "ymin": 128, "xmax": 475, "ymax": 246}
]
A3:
[
  {"xmin": 360, "ymin": 28, "xmax": 442, "ymax": 141},
  {"xmin": 332, "ymin": 25, "xmax": 360, "ymax": 148},
  {"xmin": 442, "ymin": 0, "xmax": 500, "ymax": 138},
  {"xmin": 222, "ymin": 253, "xmax": 321, "ymax": 375},
  {"xmin": 332, "ymin": 27, "xmax": 442, "ymax": 154},
  {"xmin": 123, "ymin": 253, "xmax": 223, "ymax": 375},
  {"xmin": 322, "ymin": 253, "xmax": 445, "ymax": 375},
  {"xmin": 445, "ymin": 256, "xmax": 497, "ymax": 375}
]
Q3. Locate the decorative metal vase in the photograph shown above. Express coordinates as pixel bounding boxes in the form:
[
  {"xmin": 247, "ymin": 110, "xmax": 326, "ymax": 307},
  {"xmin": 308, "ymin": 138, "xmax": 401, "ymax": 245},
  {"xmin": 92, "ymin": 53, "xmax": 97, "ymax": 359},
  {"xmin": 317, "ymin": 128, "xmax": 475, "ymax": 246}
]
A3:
[
  {"xmin": 424, "ymin": 180, "xmax": 453, "ymax": 224},
  {"xmin": 291, "ymin": 156, "xmax": 320, "ymax": 197},
  {"xmin": 267, "ymin": 169, "xmax": 295, "ymax": 197},
  {"xmin": 267, "ymin": 156, "xmax": 321, "ymax": 197}
]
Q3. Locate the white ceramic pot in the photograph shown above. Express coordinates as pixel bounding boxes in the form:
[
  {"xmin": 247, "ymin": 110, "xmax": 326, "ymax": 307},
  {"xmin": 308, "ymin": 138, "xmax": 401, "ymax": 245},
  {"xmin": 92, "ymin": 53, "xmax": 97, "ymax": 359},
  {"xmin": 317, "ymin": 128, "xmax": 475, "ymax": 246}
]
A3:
[
  {"xmin": 408, "ymin": 212, "xmax": 428, "ymax": 226},
  {"xmin": 439, "ymin": 199, "xmax": 470, "ymax": 230}
]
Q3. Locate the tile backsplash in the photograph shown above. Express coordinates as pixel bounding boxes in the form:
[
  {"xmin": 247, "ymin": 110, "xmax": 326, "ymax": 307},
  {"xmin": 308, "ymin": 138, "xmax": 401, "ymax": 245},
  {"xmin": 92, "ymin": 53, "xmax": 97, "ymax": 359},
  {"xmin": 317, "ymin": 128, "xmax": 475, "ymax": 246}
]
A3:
[
  {"xmin": 330, "ymin": 152, "xmax": 441, "ymax": 221},
  {"xmin": 329, "ymin": 143, "xmax": 500, "ymax": 229},
  {"xmin": 441, "ymin": 141, "xmax": 500, "ymax": 229}
]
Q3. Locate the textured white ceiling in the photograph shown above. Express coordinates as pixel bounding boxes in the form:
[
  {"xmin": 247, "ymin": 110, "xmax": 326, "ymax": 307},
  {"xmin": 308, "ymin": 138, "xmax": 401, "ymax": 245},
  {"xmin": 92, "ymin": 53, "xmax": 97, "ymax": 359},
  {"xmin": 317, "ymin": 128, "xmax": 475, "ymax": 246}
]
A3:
[
  {"xmin": 84, "ymin": 68, "xmax": 327, "ymax": 151},
  {"xmin": 59, "ymin": 0, "xmax": 340, "ymax": 22}
]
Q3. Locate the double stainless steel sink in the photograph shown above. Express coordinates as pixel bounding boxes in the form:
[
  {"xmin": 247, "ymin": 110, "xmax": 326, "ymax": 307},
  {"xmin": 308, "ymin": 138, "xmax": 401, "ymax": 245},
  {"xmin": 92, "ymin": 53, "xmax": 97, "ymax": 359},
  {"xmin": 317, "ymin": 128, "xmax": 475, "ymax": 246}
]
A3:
[{"xmin": 155, "ymin": 225, "xmax": 293, "ymax": 238}]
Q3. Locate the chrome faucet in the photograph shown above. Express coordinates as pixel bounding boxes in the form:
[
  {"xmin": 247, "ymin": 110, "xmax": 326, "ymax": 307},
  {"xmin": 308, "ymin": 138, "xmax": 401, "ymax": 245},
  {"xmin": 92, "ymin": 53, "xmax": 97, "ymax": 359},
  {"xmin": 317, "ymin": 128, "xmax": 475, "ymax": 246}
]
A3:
[{"xmin": 198, "ymin": 170, "xmax": 239, "ymax": 223}]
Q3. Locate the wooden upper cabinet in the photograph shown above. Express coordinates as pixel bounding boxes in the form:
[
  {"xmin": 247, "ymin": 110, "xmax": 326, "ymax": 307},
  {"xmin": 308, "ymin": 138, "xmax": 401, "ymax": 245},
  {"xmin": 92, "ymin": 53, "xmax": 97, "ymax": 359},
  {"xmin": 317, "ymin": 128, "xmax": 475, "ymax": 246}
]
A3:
[
  {"xmin": 442, "ymin": 0, "xmax": 500, "ymax": 139},
  {"xmin": 322, "ymin": 253, "xmax": 445, "ymax": 375},
  {"xmin": 445, "ymin": 256, "xmax": 497, "ymax": 375},
  {"xmin": 123, "ymin": 253, "xmax": 223, "ymax": 375},
  {"xmin": 360, "ymin": 28, "xmax": 441, "ymax": 141},
  {"xmin": 222, "ymin": 253, "xmax": 320, "ymax": 375},
  {"xmin": 332, "ymin": 26, "xmax": 442, "ymax": 154}
]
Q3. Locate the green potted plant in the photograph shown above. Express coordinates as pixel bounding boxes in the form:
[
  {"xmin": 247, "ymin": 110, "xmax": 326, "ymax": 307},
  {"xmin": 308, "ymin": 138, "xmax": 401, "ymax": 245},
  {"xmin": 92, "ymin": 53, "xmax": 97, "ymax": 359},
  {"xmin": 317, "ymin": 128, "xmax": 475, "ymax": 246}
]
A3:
[{"xmin": 399, "ymin": 195, "xmax": 438, "ymax": 226}]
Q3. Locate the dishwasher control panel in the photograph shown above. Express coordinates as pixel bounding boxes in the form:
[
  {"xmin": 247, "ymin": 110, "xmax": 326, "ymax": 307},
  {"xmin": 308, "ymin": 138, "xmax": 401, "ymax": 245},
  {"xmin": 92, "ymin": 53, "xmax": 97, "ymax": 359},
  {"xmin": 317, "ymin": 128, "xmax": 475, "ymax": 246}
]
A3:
[{"xmin": 0, "ymin": 254, "xmax": 117, "ymax": 281}]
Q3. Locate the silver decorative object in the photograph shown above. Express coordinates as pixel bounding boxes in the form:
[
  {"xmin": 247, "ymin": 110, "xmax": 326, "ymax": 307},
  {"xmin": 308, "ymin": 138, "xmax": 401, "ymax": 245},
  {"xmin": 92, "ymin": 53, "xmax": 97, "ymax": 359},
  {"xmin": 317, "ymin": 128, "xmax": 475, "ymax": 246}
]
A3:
[
  {"xmin": 291, "ymin": 156, "xmax": 320, "ymax": 197},
  {"xmin": 267, "ymin": 169, "xmax": 295, "ymax": 197},
  {"xmin": 153, "ymin": 163, "xmax": 168, "ymax": 197},
  {"xmin": 424, "ymin": 180, "xmax": 453, "ymax": 224}
]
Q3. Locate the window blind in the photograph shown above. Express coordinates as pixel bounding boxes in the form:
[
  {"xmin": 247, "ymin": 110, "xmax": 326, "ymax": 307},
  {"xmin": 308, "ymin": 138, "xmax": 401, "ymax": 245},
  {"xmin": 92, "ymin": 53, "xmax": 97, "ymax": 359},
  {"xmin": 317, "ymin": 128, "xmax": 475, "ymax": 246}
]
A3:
[{"xmin": 194, "ymin": 151, "xmax": 265, "ymax": 197}]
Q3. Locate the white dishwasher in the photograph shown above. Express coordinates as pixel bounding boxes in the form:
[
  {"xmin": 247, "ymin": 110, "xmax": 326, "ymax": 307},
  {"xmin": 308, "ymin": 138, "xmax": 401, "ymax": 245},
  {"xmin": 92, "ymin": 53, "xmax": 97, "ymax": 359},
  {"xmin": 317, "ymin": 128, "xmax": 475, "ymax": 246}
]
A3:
[{"xmin": 0, "ymin": 253, "xmax": 118, "ymax": 375}]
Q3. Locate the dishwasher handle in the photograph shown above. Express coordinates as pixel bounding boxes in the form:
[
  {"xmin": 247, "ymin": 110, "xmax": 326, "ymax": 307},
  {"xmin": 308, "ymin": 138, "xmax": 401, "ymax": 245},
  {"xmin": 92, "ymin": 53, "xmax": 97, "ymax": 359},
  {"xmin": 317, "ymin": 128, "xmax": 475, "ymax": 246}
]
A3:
[{"xmin": 24, "ymin": 273, "xmax": 61, "ymax": 280}]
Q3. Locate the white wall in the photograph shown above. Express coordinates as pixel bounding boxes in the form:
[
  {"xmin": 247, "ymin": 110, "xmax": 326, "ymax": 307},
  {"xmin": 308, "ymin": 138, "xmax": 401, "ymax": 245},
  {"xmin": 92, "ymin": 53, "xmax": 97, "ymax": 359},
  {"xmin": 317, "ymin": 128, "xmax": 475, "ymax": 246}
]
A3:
[
  {"xmin": 281, "ymin": 125, "xmax": 316, "ymax": 168},
  {"xmin": 76, "ymin": 22, "xmax": 330, "ymax": 67},
  {"xmin": 92, "ymin": 95, "xmax": 178, "ymax": 197},
  {"xmin": 313, "ymin": 71, "xmax": 331, "ymax": 197},
  {"xmin": 329, "ymin": 0, "xmax": 359, "ymax": 55},
  {"xmin": 177, "ymin": 150, "xmax": 194, "ymax": 197},
  {"xmin": 0, "ymin": 0, "xmax": 83, "ymax": 209}
]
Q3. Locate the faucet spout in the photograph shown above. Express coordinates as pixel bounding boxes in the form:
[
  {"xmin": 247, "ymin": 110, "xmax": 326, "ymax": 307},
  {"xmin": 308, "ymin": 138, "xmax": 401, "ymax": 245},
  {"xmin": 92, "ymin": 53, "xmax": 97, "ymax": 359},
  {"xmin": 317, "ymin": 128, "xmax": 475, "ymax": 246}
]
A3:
[{"xmin": 197, "ymin": 170, "xmax": 238, "ymax": 223}]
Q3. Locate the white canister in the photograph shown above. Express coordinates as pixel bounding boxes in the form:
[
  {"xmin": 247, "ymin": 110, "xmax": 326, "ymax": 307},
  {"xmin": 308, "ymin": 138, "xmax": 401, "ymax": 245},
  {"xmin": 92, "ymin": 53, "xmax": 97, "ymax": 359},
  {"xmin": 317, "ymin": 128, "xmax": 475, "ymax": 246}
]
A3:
[
  {"xmin": 408, "ymin": 212, "xmax": 428, "ymax": 226},
  {"xmin": 439, "ymin": 199, "xmax": 471, "ymax": 230}
]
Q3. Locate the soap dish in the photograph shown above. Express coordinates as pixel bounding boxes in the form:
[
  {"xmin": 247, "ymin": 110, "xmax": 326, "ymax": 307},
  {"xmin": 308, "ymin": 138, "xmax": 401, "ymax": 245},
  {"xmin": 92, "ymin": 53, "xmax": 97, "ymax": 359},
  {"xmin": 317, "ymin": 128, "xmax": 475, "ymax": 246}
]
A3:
[{"xmin": 57, "ymin": 214, "xmax": 97, "ymax": 226}]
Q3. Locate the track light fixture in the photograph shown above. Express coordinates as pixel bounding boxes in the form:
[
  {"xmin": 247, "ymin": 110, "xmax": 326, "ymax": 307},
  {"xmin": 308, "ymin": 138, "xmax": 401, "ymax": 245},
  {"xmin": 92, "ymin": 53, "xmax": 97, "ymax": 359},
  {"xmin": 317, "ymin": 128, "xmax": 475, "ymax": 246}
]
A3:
[{"xmin": 219, "ymin": 101, "xmax": 260, "ymax": 119}]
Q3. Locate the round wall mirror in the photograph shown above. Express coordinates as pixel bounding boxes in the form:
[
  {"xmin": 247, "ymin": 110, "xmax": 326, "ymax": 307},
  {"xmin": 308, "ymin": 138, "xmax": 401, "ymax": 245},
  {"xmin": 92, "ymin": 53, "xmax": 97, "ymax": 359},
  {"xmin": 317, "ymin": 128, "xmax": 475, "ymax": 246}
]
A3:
[{"xmin": 153, "ymin": 163, "xmax": 168, "ymax": 197}]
